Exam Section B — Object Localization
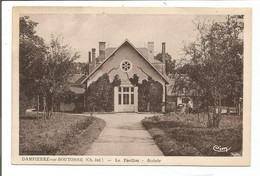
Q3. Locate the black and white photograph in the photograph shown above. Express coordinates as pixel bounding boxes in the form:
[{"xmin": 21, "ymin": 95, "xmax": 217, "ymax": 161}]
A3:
[{"xmin": 11, "ymin": 7, "xmax": 252, "ymax": 166}]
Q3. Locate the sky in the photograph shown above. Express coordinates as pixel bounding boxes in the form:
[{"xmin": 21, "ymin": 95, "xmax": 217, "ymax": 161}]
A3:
[{"xmin": 28, "ymin": 14, "xmax": 227, "ymax": 63}]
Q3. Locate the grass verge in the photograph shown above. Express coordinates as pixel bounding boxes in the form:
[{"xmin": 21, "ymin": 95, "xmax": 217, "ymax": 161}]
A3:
[
  {"xmin": 19, "ymin": 113, "xmax": 106, "ymax": 155},
  {"xmin": 142, "ymin": 114, "xmax": 242, "ymax": 156}
]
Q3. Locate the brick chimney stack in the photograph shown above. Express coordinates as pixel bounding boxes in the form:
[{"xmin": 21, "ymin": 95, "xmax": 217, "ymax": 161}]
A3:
[
  {"xmin": 88, "ymin": 51, "xmax": 92, "ymax": 74},
  {"xmin": 92, "ymin": 48, "xmax": 96, "ymax": 71},
  {"xmin": 162, "ymin": 42, "xmax": 166, "ymax": 75},
  {"xmin": 99, "ymin": 42, "xmax": 106, "ymax": 63}
]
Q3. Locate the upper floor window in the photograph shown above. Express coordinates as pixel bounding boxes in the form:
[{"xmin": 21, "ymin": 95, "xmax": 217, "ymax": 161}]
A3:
[{"xmin": 121, "ymin": 60, "xmax": 132, "ymax": 72}]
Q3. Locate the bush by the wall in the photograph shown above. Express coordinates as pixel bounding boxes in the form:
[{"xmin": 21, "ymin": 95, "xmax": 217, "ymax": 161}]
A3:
[
  {"xmin": 86, "ymin": 74, "xmax": 121, "ymax": 112},
  {"xmin": 130, "ymin": 74, "xmax": 163, "ymax": 112}
]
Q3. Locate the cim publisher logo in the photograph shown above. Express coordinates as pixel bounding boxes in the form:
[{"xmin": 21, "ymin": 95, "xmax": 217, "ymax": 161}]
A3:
[{"xmin": 213, "ymin": 145, "xmax": 231, "ymax": 153}]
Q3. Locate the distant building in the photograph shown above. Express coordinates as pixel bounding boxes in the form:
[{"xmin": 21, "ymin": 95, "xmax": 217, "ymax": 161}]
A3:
[
  {"xmin": 59, "ymin": 74, "xmax": 87, "ymax": 112},
  {"xmin": 166, "ymin": 74, "xmax": 201, "ymax": 109}
]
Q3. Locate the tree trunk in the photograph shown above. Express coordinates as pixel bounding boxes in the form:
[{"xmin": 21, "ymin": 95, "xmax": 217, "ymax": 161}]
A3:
[
  {"xmin": 49, "ymin": 95, "xmax": 54, "ymax": 118},
  {"xmin": 206, "ymin": 100, "xmax": 212, "ymax": 128},
  {"xmin": 37, "ymin": 95, "xmax": 40, "ymax": 119},
  {"xmin": 43, "ymin": 96, "xmax": 47, "ymax": 120},
  {"xmin": 216, "ymin": 93, "xmax": 222, "ymax": 128},
  {"xmin": 197, "ymin": 106, "xmax": 200, "ymax": 122},
  {"xmin": 212, "ymin": 101, "xmax": 217, "ymax": 127},
  {"xmin": 147, "ymin": 102, "xmax": 150, "ymax": 112}
]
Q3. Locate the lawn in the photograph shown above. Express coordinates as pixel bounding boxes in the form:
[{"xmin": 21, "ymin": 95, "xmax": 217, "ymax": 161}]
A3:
[
  {"xmin": 19, "ymin": 113, "xmax": 106, "ymax": 155},
  {"xmin": 142, "ymin": 113, "xmax": 242, "ymax": 156}
]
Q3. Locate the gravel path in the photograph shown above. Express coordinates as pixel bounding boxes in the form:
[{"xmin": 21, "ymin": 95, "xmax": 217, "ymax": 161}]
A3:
[{"xmin": 85, "ymin": 113, "xmax": 163, "ymax": 156}]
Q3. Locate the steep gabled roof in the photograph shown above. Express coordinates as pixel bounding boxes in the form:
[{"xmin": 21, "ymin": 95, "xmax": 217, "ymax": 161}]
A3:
[
  {"xmin": 81, "ymin": 39, "xmax": 169, "ymax": 84},
  {"xmin": 68, "ymin": 74, "xmax": 87, "ymax": 84},
  {"xmin": 66, "ymin": 74, "xmax": 86, "ymax": 94},
  {"xmin": 69, "ymin": 85, "xmax": 85, "ymax": 94},
  {"xmin": 105, "ymin": 47, "xmax": 117, "ymax": 58},
  {"xmin": 105, "ymin": 47, "xmax": 148, "ymax": 59}
]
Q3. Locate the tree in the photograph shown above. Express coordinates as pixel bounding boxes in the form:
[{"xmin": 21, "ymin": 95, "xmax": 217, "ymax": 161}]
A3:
[
  {"xmin": 72, "ymin": 62, "xmax": 89, "ymax": 74},
  {"xmin": 182, "ymin": 15, "xmax": 244, "ymax": 127},
  {"xmin": 19, "ymin": 16, "xmax": 81, "ymax": 117},
  {"xmin": 41, "ymin": 34, "xmax": 80, "ymax": 116},
  {"xmin": 19, "ymin": 16, "xmax": 46, "ymax": 114},
  {"xmin": 155, "ymin": 53, "xmax": 176, "ymax": 75}
]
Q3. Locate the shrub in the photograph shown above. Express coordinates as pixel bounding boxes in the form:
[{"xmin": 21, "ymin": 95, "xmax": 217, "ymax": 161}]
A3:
[
  {"xmin": 137, "ymin": 76, "xmax": 163, "ymax": 112},
  {"xmin": 86, "ymin": 74, "xmax": 121, "ymax": 112},
  {"xmin": 166, "ymin": 102, "xmax": 177, "ymax": 112},
  {"xmin": 129, "ymin": 74, "xmax": 163, "ymax": 112}
]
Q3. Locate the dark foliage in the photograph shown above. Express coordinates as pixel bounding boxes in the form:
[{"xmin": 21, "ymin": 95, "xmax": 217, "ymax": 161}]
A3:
[
  {"xmin": 129, "ymin": 74, "xmax": 163, "ymax": 112},
  {"xmin": 19, "ymin": 16, "xmax": 46, "ymax": 114},
  {"xmin": 72, "ymin": 62, "xmax": 89, "ymax": 74},
  {"xmin": 111, "ymin": 75, "xmax": 122, "ymax": 87},
  {"xmin": 86, "ymin": 74, "xmax": 121, "ymax": 112},
  {"xmin": 155, "ymin": 53, "xmax": 176, "ymax": 75},
  {"xmin": 181, "ymin": 15, "xmax": 244, "ymax": 127},
  {"xmin": 19, "ymin": 16, "xmax": 80, "ymax": 115}
]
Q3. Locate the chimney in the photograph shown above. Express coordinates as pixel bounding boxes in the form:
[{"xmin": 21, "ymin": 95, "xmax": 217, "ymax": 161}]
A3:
[
  {"xmin": 92, "ymin": 48, "xmax": 96, "ymax": 70},
  {"xmin": 99, "ymin": 42, "xmax": 106, "ymax": 63},
  {"xmin": 162, "ymin": 42, "xmax": 166, "ymax": 75},
  {"xmin": 88, "ymin": 51, "xmax": 92, "ymax": 74},
  {"xmin": 148, "ymin": 42, "xmax": 154, "ymax": 63}
]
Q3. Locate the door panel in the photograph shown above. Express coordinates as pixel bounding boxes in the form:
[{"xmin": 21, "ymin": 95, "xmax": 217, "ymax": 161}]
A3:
[{"xmin": 117, "ymin": 86, "xmax": 135, "ymax": 112}]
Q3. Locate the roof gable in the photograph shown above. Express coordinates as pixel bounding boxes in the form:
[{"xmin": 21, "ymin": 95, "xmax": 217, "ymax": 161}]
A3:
[
  {"xmin": 69, "ymin": 74, "xmax": 87, "ymax": 84},
  {"xmin": 105, "ymin": 47, "xmax": 148, "ymax": 59},
  {"xmin": 82, "ymin": 39, "xmax": 168, "ymax": 84}
]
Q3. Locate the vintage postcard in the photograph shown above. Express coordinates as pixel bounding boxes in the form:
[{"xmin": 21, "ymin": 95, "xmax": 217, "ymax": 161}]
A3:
[{"xmin": 12, "ymin": 7, "xmax": 252, "ymax": 166}]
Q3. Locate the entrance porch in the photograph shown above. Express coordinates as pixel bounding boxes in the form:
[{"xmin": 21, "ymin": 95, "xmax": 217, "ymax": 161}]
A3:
[{"xmin": 114, "ymin": 86, "xmax": 138, "ymax": 112}]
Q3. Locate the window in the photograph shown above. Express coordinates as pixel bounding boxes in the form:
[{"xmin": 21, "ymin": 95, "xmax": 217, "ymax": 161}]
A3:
[
  {"xmin": 131, "ymin": 94, "xmax": 134, "ymax": 104},
  {"xmin": 123, "ymin": 87, "xmax": 129, "ymax": 92},
  {"xmin": 119, "ymin": 94, "xmax": 121, "ymax": 104},
  {"xmin": 118, "ymin": 86, "xmax": 134, "ymax": 105},
  {"xmin": 120, "ymin": 60, "xmax": 132, "ymax": 72},
  {"xmin": 123, "ymin": 94, "xmax": 129, "ymax": 104}
]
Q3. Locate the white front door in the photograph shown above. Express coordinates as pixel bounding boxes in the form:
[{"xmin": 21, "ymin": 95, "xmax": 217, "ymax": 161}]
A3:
[{"xmin": 114, "ymin": 86, "xmax": 138, "ymax": 112}]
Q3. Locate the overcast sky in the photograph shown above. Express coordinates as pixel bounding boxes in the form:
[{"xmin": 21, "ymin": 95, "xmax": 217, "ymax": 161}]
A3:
[{"xmin": 28, "ymin": 14, "xmax": 227, "ymax": 63}]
